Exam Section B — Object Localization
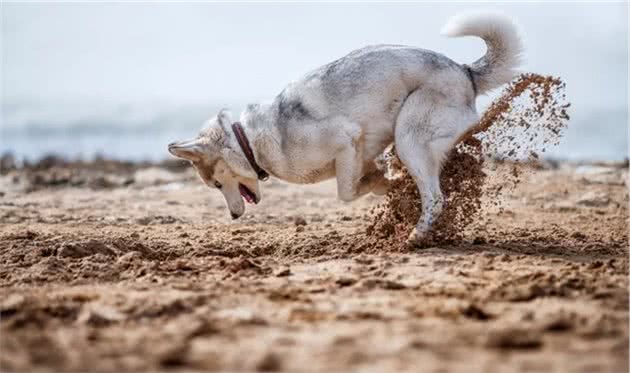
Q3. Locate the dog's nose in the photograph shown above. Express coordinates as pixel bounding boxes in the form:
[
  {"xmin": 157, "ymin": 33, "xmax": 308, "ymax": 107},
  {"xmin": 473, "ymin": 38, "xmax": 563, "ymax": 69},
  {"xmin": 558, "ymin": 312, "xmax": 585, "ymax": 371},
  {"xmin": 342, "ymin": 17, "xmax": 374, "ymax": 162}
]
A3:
[{"xmin": 231, "ymin": 212, "xmax": 240, "ymax": 220}]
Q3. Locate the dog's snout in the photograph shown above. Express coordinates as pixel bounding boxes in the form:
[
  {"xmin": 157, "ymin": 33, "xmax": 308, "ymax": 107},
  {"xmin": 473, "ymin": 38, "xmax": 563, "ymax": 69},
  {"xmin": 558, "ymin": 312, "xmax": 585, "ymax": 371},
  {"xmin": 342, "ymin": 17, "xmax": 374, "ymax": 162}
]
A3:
[
  {"xmin": 168, "ymin": 142, "xmax": 180, "ymax": 156},
  {"xmin": 231, "ymin": 212, "xmax": 240, "ymax": 220}
]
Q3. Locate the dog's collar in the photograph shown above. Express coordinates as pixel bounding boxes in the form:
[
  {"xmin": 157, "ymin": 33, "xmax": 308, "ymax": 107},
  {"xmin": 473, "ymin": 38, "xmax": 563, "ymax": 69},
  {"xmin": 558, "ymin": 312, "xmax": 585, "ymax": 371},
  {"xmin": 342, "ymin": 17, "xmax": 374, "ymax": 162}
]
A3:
[{"xmin": 231, "ymin": 122, "xmax": 269, "ymax": 181}]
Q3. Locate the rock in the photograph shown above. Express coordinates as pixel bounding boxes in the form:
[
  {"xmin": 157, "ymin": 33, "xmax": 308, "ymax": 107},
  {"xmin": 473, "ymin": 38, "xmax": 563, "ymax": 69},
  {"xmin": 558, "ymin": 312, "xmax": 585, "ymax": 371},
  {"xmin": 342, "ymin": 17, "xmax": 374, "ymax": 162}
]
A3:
[
  {"xmin": 156, "ymin": 340, "xmax": 189, "ymax": 367},
  {"xmin": 336, "ymin": 276, "xmax": 357, "ymax": 287},
  {"xmin": 542, "ymin": 312, "xmax": 575, "ymax": 332},
  {"xmin": 293, "ymin": 217, "xmax": 307, "ymax": 226},
  {"xmin": 571, "ymin": 231, "xmax": 587, "ymax": 240},
  {"xmin": 361, "ymin": 278, "xmax": 406, "ymax": 290},
  {"xmin": 275, "ymin": 267, "xmax": 291, "ymax": 277},
  {"xmin": 256, "ymin": 352, "xmax": 282, "ymax": 372},
  {"xmin": 577, "ymin": 192, "xmax": 610, "ymax": 207},
  {"xmin": 485, "ymin": 326, "xmax": 542, "ymax": 349},
  {"xmin": 461, "ymin": 303, "xmax": 493, "ymax": 320},
  {"xmin": 472, "ymin": 236, "xmax": 487, "ymax": 245},
  {"xmin": 382, "ymin": 280, "xmax": 406, "ymax": 290}
]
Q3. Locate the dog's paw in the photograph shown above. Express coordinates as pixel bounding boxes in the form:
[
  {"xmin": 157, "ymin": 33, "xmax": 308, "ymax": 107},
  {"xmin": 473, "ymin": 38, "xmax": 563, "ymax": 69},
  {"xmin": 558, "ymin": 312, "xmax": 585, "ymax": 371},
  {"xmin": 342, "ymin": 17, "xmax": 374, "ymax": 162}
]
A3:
[
  {"xmin": 405, "ymin": 228, "xmax": 424, "ymax": 247},
  {"xmin": 405, "ymin": 226, "xmax": 435, "ymax": 249}
]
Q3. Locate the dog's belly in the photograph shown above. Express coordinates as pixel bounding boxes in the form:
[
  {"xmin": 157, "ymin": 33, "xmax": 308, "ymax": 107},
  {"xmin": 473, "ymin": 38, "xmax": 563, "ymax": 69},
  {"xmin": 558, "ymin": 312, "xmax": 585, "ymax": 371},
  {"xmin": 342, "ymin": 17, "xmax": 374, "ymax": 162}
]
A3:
[
  {"xmin": 276, "ymin": 117, "xmax": 395, "ymax": 184},
  {"xmin": 283, "ymin": 160, "xmax": 336, "ymax": 184},
  {"xmin": 299, "ymin": 161, "xmax": 336, "ymax": 183}
]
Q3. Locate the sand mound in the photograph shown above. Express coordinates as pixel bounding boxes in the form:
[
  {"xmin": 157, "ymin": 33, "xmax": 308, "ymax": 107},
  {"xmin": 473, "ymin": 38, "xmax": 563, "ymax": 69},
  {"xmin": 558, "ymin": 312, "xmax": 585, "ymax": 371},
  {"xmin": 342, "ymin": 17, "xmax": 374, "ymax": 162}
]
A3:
[{"xmin": 367, "ymin": 73, "xmax": 570, "ymax": 247}]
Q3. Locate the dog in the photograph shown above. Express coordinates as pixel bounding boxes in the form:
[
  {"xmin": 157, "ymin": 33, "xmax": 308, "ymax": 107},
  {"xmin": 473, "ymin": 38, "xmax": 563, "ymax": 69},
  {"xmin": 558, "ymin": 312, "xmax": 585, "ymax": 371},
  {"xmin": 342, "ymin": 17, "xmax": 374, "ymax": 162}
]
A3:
[{"xmin": 168, "ymin": 12, "xmax": 523, "ymax": 243}]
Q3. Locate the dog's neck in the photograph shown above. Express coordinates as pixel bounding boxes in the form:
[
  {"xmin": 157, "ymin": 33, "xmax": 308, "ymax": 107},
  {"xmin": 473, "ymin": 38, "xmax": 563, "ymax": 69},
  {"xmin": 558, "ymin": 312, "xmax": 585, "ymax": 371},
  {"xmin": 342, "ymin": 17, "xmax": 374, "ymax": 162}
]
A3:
[
  {"xmin": 231, "ymin": 122, "xmax": 268, "ymax": 181},
  {"xmin": 226, "ymin": 106, "xmax": 282, "ymax": 179}
]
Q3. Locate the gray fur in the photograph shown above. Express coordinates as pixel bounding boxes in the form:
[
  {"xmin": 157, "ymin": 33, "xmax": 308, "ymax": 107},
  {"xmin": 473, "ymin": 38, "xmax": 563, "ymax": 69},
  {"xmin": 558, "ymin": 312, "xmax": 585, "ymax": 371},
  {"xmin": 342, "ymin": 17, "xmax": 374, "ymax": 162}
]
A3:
[{"xmin": 169, "ymin": 12, "xmax": 523, "ymax": 243}]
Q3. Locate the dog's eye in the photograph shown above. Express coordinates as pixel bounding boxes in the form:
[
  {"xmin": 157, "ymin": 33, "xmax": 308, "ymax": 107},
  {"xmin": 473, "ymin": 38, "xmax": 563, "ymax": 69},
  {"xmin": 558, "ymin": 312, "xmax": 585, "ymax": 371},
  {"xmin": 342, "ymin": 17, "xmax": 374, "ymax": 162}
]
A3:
[{"xmin": 214, "ymin": 181, "xmax": 222, "ymax": 189}]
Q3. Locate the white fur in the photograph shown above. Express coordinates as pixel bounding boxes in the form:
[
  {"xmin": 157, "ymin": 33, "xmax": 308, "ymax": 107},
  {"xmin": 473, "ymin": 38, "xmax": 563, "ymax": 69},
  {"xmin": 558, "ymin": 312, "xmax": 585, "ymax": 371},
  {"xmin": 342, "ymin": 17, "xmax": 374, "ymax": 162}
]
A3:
[
  {"xmin": 442, "ymin": 11, "xmax": 524, "ymax": 94},
  {"xmin": 169, "ymin": 12, "xmax": 524, "ymax": 242}
]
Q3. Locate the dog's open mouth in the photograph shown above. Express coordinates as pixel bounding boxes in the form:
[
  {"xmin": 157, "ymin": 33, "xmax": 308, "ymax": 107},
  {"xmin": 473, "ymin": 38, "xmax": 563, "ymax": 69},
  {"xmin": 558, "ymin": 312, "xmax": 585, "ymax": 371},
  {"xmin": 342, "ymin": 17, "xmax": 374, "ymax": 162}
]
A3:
[{"xmin": 238, "ymin": 183, "xmax": 258, "ymax": 204}]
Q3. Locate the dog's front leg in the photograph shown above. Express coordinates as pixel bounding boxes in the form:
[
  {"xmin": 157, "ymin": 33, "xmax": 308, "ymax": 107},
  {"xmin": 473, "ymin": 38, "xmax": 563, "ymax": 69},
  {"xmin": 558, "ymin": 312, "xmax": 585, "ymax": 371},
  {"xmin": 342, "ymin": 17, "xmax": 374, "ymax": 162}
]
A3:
[{"xmin": 334, "ymin": 141, "xmax": 365, "ymax": 202}]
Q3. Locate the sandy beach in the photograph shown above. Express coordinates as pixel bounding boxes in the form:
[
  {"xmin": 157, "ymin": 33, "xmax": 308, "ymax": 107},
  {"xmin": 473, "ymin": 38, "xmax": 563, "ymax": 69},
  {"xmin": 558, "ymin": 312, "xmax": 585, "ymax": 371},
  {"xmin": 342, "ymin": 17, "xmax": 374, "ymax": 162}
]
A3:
[{"xmin": 0, "ymin": 157, "xmax": 627, "ymax": 372}]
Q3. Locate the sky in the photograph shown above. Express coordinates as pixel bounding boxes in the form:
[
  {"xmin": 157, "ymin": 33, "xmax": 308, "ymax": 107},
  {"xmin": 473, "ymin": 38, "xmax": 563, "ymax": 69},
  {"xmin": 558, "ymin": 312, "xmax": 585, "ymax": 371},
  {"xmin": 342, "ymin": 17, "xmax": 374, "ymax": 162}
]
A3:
[{"xmin": 1, "ymin": 2, "xmax": 628, "ymax": 160}]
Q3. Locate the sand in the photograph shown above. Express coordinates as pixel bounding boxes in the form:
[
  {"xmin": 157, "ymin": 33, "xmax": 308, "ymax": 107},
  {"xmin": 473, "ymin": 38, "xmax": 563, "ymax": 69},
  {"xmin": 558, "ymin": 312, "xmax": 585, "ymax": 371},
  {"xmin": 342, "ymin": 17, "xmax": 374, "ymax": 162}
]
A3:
[{"xmin": 0, "ymin": 155, "xmax": 628, "ymax": 372}]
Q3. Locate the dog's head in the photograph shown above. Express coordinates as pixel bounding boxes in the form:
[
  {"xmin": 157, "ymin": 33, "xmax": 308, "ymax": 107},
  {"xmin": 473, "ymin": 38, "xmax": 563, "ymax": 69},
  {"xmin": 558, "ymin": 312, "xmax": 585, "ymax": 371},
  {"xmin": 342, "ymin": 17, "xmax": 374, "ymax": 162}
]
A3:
[{"xmin": 168, "ymin": 110, "xmax": 260, "ymax": 219}]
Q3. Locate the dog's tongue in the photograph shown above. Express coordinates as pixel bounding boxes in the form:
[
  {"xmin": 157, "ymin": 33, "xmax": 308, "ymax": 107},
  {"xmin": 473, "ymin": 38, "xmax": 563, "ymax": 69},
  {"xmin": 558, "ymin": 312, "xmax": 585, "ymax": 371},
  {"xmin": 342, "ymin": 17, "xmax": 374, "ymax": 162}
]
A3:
[{"xmin": 239, "ymin": 184, "xmax": 257, "ymax": 204}]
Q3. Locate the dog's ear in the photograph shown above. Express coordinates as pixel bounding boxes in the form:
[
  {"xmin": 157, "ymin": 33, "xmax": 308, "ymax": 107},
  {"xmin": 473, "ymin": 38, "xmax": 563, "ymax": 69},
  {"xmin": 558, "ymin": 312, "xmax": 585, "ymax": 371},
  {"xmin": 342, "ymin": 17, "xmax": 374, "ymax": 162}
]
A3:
[{"xmin": 168, "ymin": 138, "xmax": 205, "ymax": 161}]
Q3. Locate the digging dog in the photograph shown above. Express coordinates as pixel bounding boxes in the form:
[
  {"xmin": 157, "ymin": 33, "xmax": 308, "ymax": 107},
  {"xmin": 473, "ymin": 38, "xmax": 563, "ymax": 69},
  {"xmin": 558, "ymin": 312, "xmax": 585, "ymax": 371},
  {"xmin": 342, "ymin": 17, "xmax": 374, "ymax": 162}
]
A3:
[{"xmin": 168, "ymin": 12, "xmax": 523, "ymax": 242}]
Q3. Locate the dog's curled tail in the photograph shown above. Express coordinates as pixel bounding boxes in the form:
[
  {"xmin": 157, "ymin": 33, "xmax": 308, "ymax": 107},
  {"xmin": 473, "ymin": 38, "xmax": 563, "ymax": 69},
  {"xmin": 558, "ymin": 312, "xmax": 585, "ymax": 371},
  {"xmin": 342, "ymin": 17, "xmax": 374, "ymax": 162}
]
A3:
[{"xmin": 441, "ymin": 12, "xmax": 524, "ymax": 95}]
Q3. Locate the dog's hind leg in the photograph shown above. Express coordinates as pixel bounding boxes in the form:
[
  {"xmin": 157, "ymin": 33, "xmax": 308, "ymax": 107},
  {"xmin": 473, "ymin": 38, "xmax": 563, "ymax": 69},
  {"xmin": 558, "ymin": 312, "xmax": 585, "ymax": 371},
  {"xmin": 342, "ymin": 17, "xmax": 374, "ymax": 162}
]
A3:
[
  {"xmin": 394, "ymin": 89, "xmax": 475, "ymax": 243},
  {"xmin": 396, "ymin": 135, "xmax": 446, "ymax": 242}
]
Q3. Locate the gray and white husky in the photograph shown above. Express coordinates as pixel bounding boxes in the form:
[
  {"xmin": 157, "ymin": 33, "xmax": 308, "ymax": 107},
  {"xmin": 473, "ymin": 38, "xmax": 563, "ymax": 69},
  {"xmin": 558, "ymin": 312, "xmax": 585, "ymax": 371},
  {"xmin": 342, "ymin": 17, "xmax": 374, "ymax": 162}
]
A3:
[{"xmin": 168, "ymin": 12, "xmax": 523, "ymax": 242}]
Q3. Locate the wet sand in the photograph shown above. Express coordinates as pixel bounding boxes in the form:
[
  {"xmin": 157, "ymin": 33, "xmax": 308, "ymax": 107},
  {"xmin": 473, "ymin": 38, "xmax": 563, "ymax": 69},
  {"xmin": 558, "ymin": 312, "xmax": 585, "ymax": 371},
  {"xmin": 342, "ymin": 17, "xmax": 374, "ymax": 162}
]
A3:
[{"xmin": 0, "ymin": 159, "xmax": 628, "ymax": 372}]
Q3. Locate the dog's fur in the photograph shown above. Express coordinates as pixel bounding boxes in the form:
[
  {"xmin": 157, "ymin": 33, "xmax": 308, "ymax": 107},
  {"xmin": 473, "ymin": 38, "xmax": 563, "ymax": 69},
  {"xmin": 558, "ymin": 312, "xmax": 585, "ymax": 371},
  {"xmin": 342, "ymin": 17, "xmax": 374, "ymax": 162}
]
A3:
[{"xmin": 169, "ymin": 12, "xmax": 523, "ymax": 241}]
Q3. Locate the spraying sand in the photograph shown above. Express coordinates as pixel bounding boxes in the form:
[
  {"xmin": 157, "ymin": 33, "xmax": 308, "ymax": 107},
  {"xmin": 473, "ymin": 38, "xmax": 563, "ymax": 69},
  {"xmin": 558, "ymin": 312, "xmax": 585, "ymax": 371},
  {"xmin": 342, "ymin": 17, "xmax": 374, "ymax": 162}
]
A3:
[{"xmin": 367, "ymin": 74, "xmax": 570, "ymax": 247}]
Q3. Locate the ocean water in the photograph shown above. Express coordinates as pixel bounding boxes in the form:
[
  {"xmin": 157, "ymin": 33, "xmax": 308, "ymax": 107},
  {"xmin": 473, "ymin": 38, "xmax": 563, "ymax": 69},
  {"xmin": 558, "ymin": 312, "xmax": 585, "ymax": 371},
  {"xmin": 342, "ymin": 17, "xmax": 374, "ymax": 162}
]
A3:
[{"xmin": 1, "ymin": 100, "xmax": 627, "ymax": 163}]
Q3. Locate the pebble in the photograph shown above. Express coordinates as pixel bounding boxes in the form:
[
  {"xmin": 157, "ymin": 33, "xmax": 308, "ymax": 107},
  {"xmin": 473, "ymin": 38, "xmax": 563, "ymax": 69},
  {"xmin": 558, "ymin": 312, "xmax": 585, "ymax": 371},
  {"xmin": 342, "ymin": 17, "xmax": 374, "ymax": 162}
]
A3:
[
  {"xmin": 275, "ymin": 268, "xmax": 291, "ymax": 277},
  {"xmin": 294, "ymin": 217, "xmax": 307, "ymax": 226},
  {"xmin": 336, "ymin": 276, "xmax": 358, "ymax": 287}
]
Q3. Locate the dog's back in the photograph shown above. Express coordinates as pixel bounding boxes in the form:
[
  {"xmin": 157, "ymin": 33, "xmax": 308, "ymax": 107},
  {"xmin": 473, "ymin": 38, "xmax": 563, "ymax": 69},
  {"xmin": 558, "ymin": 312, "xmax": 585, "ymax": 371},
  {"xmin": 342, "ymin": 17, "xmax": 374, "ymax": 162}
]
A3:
[
  {"xmin": 277, "ymin": 12, "xmax": 523, "ymax": 126},
  {"xmin": 286, "ymin": 45, "xmax": 469, "ymax": 122}
]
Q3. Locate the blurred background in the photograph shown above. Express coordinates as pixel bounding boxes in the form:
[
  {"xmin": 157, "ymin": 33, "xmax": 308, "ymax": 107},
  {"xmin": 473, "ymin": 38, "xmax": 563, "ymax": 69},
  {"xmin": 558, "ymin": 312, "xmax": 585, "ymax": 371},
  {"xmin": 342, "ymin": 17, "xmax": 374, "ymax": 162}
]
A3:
[{"xmin": 1, "ymin": 2, "xmax": 628, "ymax": 162}]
